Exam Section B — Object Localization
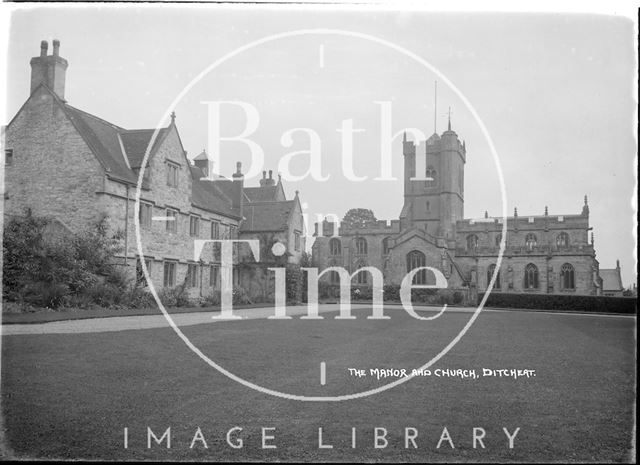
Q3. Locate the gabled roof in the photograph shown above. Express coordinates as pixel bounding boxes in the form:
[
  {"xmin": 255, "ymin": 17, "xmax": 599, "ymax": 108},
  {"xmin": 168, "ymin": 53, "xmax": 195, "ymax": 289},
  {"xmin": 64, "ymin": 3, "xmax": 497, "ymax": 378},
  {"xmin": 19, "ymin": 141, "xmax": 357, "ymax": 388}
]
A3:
[
  {"xmin": 244, "ymin": 185, "xmax": 278, "ymax": 202},
  {"xmin": 600, "ymin": 269, "xmax": 624, "ymax": 291},
  {"xmin": 241, "ymin": 200, "xmax": 296, "ymax": 232},
  {"xmin": 120, "ymin": 128, "xmax": 170, "ymax": 169},
  {"xmin": 191, "ymin": 178, "xmax": 241, "ymax": 219}
]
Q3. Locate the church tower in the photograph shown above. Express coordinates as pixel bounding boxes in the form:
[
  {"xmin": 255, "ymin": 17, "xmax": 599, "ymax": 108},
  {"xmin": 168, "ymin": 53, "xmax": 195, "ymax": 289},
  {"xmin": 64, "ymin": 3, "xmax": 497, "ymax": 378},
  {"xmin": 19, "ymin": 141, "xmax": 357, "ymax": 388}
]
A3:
[{"xmin": 399, "ymin": 116, "xmax": 466, "ymax": 238}]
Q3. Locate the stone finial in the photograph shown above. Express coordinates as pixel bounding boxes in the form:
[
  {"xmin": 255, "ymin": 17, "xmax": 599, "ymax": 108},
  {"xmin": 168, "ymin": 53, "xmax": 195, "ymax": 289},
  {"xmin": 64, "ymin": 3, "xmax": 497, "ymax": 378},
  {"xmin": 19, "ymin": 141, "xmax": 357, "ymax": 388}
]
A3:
[
  {"xmin": 295, "ymin": 190, "xmax": 300, "ymax": 197},
  {"xmin": 235, "ymin": 161, "xmax": 242, "ymax": 174},
  {"xmin": 170, "ymin": 111, "xmax": 176, "ymax": 125},
  {"xmin": 403, "ymin": 131, "xmax": 407, "ymax": 143},
  {"xmin": 591, "ymin": 232, "xmax": 594, "ymax": 245},
  {"xmin": 616, "ymin": 259, "xmax": 620, "ymax": 269},
  {"xmin": 514, "ymin": 207, "xmax": 518, "ymax": 217},
  {"xmin": 484, "ymin": 211, "xmax": 488, "ymax": 218},
  {"xmin": 582, "ymin": 195, "xmax": 590, "ymax": 216},
  {"xmin": 545, "ymin": 206, "xmax": 548, "ymax": 216}
]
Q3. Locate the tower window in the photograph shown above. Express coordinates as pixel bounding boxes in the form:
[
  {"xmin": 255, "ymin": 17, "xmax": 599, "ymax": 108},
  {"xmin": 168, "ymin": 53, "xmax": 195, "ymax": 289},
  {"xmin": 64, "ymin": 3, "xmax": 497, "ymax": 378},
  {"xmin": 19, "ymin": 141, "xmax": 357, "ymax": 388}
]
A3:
[
  {"xmin": 5, "ymin": 149, "xmax": 13, "ymax": 166},
  {"xmin": 524, "ymin": 263, "xmax": 539, "ymax": 289},
  {"xmin": 560, "ymin": 263, "xmax": 575, "ymax": 290}
]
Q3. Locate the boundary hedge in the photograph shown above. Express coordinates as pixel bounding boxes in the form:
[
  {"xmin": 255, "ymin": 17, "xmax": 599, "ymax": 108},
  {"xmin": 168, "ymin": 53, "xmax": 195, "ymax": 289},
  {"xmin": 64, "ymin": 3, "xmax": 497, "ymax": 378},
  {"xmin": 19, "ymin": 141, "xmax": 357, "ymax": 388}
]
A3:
[{"xmin": 478, "ymin": 292, "xmax": 637, "ymax": 314}]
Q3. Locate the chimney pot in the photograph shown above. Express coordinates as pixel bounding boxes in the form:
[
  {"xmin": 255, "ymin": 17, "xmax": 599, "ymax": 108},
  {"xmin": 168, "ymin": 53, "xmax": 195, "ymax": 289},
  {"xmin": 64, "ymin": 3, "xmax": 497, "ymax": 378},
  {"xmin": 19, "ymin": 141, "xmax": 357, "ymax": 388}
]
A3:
[
  {"xmin": 52, "ymin": 39, "xmax": 60, "ymax": 56},
  {"xmin": 262, "ymin": 170, "xmax": 266, "ymax": 179},
  {"xmin": 40, "ymin": 40, "xmax": 48, "ymax": 56},
  {"xmin": 268, "ymin": 169, "xmax": 273, "ymax": 179}
]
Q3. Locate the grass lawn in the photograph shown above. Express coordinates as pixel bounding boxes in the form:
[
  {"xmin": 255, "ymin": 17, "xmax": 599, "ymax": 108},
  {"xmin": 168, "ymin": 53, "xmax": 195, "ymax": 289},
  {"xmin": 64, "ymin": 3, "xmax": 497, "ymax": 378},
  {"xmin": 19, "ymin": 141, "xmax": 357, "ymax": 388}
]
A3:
[{"xmin": 1, "ymin": 307, "xmax": 635, "ymax": 462}]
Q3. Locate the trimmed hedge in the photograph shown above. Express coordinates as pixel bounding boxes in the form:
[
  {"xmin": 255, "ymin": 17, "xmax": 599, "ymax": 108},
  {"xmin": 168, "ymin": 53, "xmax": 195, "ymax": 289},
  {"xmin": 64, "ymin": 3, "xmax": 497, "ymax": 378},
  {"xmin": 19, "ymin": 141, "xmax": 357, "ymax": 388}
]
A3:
[{"xmin": 478, "ymin": 292, "xmax": 637, "ymax": 314}]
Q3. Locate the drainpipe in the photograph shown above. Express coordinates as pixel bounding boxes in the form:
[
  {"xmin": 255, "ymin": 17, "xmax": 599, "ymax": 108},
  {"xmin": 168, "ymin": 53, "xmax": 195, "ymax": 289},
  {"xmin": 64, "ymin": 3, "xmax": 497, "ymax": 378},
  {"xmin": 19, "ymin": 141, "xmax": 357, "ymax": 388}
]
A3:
[{"xmin": 124, "ymin": 185, "xmax": 129, "ymax": 266}]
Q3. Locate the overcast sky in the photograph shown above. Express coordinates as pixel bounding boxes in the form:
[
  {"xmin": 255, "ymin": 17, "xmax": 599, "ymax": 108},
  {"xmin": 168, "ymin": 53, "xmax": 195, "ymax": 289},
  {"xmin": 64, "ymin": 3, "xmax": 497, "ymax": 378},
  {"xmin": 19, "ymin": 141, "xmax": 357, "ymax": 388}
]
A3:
[{"xmin": 2, "ymin": 5, "xmax": 637, "ymax": 286}]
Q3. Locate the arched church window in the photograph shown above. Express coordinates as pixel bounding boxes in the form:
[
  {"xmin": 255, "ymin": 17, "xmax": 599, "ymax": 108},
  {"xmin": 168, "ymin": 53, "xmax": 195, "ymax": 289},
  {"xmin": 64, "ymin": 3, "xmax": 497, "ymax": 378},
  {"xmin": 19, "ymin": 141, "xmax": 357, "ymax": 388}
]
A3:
[
  {"xmin": 525, "ymin": 233, "xmax": 537, "ymax": 251},
  {"xmin": 487, "ymin": 263, "xmax": 501, "ymax": 289},
  {"xmin": 560, "ymin": 263, "xmax": 575, "ymax": 290},
  {"xmin": 354, "ymin": 262, "xmax": 368, "ymax": 285},
  {"xmin": 355, "ymin": 237, "xmax": 368, "ymax": 255},
  {"xmin": 329, "ymin": 238, "xmax": 341, "ymax": 256},
  {"xmin": 556, "ymin": 232, "xmax": 569, "ymax": 248},
  {"xmin": 524, "ymin": 263, "xmax": 539, "ymax": 289},
  {"xmin": 382, "ymin": 237, "xmax": 391, "ymax": 255},
  {"xmin": 467, "ymin": 234, "xmax": 479, "ymax": 252},
  {"xmin": 406, "ymin": 250, "xmax": 427, "ymax": 285}
]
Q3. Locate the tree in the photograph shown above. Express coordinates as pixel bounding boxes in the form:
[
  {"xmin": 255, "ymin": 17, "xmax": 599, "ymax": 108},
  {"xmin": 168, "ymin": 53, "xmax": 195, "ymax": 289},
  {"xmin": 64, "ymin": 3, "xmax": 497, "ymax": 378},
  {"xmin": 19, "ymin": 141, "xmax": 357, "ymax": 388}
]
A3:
[{"xmin": 342, "ymin": 208, "xmax": 377, "ymax": 229}]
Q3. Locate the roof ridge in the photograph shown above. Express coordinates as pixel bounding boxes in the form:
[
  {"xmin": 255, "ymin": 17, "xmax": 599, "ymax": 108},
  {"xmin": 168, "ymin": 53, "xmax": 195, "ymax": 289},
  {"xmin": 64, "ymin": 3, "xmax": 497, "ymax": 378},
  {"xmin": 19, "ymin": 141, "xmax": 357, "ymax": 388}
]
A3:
[{"xmin": 63, "ymin": 103, "xmax": 127, "ymax": 131}]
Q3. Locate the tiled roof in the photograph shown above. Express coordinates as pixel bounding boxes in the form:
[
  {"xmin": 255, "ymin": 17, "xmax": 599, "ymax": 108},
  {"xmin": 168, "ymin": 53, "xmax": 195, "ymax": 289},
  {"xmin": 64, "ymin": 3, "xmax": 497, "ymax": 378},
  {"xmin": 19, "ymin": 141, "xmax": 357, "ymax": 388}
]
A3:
[
  {"xmin": 244, "ymin": 186, "xmax": 278, "ymax": 202},
  {"xmin": 63, "ymin": 105, "xmax": 137, "ymax": 184},
  {"xmin": 241, "ymin": 201, "xmax": 295, "ymax": 232},
  {"xmin": 191, "ymin": 178, "xmax": 240, "ymax": 219},
  {"xmin": 600, "ymin": 269, "xmax": 623, "ymax": 291},
  {"xmin": 120, "ymin": 128, "xmax": 169, "ymax": 168},
  {"xmin": 193, "ymin": 150, "xmax": 208, "ymax": 161}
]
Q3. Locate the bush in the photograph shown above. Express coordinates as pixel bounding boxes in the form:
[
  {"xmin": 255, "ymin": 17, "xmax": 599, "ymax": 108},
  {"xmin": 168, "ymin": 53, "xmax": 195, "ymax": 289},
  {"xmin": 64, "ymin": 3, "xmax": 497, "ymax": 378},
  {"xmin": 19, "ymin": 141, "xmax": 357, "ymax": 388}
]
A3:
[
  {"xmin": 3, "ymin": 210, "xmax": 125, "ymax": 309},
  {"xmin": 202, "ymin": 291, "xmax": 221, "ymax": 307},
  {"xmin": 478, "ymin": 292, "xmax": 637, "ymax": 314},
  {"xmin": 232, "ymin": 287, "xmax": 252, "ymax": 305}
]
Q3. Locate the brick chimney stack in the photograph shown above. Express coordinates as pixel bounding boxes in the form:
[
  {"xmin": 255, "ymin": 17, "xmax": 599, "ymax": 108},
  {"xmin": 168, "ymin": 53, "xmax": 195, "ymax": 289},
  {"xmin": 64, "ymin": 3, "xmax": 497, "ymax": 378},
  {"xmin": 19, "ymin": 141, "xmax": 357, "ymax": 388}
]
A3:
[{"xmin": 30, "ymin": 39, "xmax": 68, "ymax": 100}]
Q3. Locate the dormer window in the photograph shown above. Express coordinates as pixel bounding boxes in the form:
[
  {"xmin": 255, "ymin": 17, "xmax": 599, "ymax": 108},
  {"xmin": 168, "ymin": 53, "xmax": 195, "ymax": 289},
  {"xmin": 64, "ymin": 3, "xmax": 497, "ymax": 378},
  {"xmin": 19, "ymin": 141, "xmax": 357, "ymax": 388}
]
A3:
[{"xmin": 166, "ymin": 162, "xmax": 179, "ymax": 187}]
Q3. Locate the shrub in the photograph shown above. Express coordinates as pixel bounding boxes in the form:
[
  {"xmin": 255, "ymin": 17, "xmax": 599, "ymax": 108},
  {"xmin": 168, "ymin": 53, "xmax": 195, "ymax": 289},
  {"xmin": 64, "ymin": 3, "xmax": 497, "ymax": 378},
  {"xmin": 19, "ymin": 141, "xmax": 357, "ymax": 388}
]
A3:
[
  {"xmin": 202, "ymin": 291, "xmax": 221, "ymax": 307},
  {"xmin": 453, "ymin": 291, "xmax": 465, "ymax": 305},
  {"xmin": 232, "ymin": 287, "xmax": 252, "ymax": 305},
  {"xmin": 478, "ymin": 292, "xmax": 637, "ymax": 314}
]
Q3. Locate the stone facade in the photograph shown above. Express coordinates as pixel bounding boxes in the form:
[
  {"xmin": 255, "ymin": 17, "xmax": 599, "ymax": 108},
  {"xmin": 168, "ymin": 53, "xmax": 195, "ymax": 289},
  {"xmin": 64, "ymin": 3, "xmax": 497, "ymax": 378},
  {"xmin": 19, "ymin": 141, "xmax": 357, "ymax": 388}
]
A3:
[
  {"xmin": 313, "ymin": 121, "xmax": 604, "ymax": 298},
  {"xmin": 3, "ymin": 40, "xmax": 305, "ymax": 302}
]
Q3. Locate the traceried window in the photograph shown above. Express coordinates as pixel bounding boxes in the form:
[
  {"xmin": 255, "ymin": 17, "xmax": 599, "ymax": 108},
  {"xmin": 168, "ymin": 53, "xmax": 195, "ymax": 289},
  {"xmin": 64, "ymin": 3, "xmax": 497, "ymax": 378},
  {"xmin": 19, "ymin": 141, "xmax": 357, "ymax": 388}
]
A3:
[
  {"xmin": 329, "ymin": 238, "xmax": 341, "ymax": 256},
  {"xmin": 524, "ymin": 263, "xmax": 539, "ymax": 289},
  {"xmin": 525, "ymin": 233, "xmax": 537, "ymax": 251},
  {"xmin": 556, "ymin": 232, "xmax": 569, "ymax": 248},
  {"xmin": 487, "ymin": 263, "xmax": 501, "ymax": 289},
  {"xmin": 165, "ymin": 209, "xmax": 178, "ymax": 233},
  {"xmin": 355, "ymin": 237, "xmax": 368, "ymax": 255},
  {"xmin": 467, "ymin": 234, "xmax": 479, "ymax": 252},
  {"xmin": 354, "ymin": 263, "xmax": 368, "ymax": 285},
  {"xmin": 560, "ymin": 263, "xmax": 575, "ymax": 290},
  {"xmin": 407, "ymin": 250, "xmax": 427, "ymax": 285},
  {"xmin": 166, "ymin": 162, "xmax": 179, "ymax": 187}
]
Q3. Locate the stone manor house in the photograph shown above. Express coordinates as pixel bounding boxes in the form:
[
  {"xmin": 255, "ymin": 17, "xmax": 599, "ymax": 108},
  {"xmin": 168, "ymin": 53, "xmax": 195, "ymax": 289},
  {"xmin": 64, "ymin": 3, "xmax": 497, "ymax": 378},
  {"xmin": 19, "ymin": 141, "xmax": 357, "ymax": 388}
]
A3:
[
  {"xmin": 312, "ymin": 118, "xmax": 624, "ymax": 298},
  {"xmin": 3, "ymin": 40, "xmax": 305, "ymax": 301}
]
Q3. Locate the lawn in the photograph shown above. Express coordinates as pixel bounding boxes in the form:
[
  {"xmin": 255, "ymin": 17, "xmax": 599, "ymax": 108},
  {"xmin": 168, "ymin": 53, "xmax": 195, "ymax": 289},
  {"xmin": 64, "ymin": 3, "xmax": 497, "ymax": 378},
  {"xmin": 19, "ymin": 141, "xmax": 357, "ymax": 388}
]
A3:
[{"xmin": 0, "ymin": 307, "xmax": 635, "ymax": 462}]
